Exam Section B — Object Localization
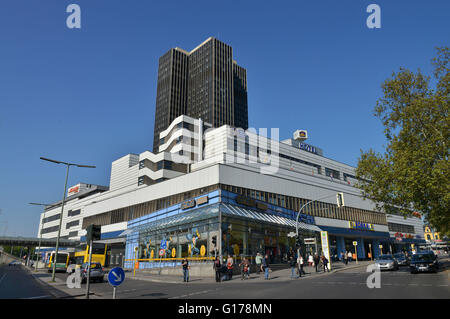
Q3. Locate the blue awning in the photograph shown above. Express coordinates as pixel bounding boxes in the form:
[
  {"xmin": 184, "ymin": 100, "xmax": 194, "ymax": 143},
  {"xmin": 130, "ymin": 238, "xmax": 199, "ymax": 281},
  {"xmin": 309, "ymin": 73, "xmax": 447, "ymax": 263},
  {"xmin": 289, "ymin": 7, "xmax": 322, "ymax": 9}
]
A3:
[
  {"xmin": 220, "ymin": 203, "xmax": 322, "ymax": 233},
  {"xmin": 319, "ymin": 225, "xmax": 390, "ymax": 239}
]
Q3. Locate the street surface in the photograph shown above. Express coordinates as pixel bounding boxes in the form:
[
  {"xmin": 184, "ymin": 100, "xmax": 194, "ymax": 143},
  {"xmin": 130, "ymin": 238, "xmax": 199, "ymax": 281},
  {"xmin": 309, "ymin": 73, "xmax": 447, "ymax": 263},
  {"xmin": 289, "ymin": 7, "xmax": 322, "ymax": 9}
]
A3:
[
  {"xmin": 0, "ymin": 264, "xmax": 62, "ymax": 299},
  {"xmin": 9, "ymin": 257, "xmax": 447, "ymax": 299}
]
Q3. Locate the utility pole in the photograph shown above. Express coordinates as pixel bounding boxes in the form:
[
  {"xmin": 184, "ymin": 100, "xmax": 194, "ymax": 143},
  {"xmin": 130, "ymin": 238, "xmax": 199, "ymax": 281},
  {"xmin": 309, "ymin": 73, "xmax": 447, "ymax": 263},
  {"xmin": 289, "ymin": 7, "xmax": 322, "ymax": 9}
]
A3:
[{"xmin": 40, "ymin": 157, "xmax": 95, "ymax": 282}]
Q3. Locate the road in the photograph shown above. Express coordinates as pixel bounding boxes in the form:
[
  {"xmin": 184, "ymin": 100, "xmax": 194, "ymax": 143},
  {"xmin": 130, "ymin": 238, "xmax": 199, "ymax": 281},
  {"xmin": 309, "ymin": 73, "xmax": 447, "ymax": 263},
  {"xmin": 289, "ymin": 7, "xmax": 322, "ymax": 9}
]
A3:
[
  {"xmin": 2, "ymin": 259, "xmax": 449, "ymax": 299},
  {"xmin": 0, "ymin": 264, "xmax": 56, "ymax": 299},
  {"xmin": 48, "ymin": 259, "xmax": 450, "ymax": 299}
]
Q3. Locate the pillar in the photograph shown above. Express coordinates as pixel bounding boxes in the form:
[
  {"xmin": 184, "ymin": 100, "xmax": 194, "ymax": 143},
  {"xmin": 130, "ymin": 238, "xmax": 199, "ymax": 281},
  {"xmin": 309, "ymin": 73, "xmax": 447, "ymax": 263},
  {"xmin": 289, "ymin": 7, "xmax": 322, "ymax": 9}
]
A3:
[
  {"xmin": 372, "ymin": 240, "xmax": 381, "ymax": 259},
  {"xmin": 336, "ymin": 236, "xmax": 345, "ymax": 259},
  {"xmin": 356, "ymin": 238, "xmax": 365, "ymax": 259}
]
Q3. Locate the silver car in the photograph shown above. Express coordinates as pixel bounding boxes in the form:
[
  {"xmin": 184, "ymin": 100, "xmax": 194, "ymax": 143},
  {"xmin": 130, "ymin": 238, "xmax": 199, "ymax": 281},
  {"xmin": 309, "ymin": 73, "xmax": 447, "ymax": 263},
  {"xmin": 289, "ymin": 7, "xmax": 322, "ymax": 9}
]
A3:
[
  {"xmin": 375, "ymin": 254, "xmax": 399, "ymax": 271},
  {"xmin": 80, "ymin": 262, "xmax": 105, "ymax": 283}
]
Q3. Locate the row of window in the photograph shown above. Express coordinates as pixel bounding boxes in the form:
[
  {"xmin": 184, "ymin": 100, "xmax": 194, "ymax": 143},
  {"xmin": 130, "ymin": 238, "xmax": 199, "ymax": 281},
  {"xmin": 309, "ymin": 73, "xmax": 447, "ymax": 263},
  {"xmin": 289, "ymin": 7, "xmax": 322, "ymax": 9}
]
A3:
[
  {"xmin": 82, "ymin": 184, "xmax": 220, "ymax": 229},
  {"xmin": 387, "ymin": 222, "xmax": 415, "ymax": 234},
  {"xmin": 68, "ymin": 209, "xmax": 81, "ymax": 217},
  {"xmin": 66, "ymin": 220, "xmax": 79, "ymax": 229},
  {"xmin": 220, "ymin": 184, "xmax": 387, "ymax": 226},
  {"xmin": 42, "ymin": 214, "xmax": 61, "ymax": 224}
]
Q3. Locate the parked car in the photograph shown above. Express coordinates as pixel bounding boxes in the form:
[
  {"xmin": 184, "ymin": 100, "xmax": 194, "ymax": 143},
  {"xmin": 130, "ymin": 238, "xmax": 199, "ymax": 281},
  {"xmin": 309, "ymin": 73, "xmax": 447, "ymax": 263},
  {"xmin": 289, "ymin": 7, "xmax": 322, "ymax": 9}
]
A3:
[
  {"xmin": 8, "ymin": 261, "xmax": 21, "ymax": 266},
  {"xmin": 393, "ymin": 252, "xmax": 409, "ymax": 266},
  {"xmin": 374, "ymin": 254, "xmax": 399, "ymax": 271},
  {"xmin": 410, "ymin": 252, "xmax": 439, "ymax": 274},
  {"xmin": 80, "ymin": 262, "xmax": 105, "ymax": 283}
]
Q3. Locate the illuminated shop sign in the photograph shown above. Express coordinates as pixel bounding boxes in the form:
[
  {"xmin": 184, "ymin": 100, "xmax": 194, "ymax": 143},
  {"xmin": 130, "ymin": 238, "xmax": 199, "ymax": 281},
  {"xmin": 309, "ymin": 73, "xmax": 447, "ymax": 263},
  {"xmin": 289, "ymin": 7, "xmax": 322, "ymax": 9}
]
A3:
[
  {"xmin": 298, "ymin": 142, "xmax": 318, "ymax": 155},
  {"xmin": 181, "ymin": 199, "xmax": 196, "ymax": 210},
  {"xmin": 196, "ymin": 196, "xmax": 209, "ymax": 205},
  {"xmin": 349, "ymin": 221, "xmax": 374, "ymax": 231}
]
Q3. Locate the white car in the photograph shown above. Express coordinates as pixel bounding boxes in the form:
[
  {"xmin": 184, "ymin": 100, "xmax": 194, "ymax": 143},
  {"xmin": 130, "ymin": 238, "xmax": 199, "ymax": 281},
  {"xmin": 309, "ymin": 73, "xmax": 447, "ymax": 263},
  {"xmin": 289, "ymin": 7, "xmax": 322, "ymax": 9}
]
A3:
[{"xmin": 374, "ymin": 254, "xmax": 399, "ymax": 271}]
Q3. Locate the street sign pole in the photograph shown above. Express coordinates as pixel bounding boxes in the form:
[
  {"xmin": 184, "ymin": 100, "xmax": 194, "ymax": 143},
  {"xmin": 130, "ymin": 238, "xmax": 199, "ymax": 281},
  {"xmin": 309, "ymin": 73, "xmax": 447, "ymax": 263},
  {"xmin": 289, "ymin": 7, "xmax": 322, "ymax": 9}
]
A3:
[
  {"xmin": 85, "ymin": 239, "xmax": 93, "ymax": 299},
  {"xmin": 369, "ymin": 244, "xmax": 373, "ymax": 261},
  {"xmin": 353, "ymin": 241, "xmax": 358, "ymax": 264},
  {"xmin": 113, "ymin": 286, "xmax": 117, "ymax": 299}
]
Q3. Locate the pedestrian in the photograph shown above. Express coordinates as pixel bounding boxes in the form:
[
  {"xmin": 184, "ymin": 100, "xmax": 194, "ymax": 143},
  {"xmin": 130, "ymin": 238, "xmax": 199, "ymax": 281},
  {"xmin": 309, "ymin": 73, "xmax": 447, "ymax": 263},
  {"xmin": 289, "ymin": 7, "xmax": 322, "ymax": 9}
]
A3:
[
  {"xmin": 298, "ymin": 255, "xmax": 306, "ymax": 277},
  {"xmin": 308, "ymin": 254, "xmax": 314, "ymax": 267},
  {"xmin": 289, "ymin": 256, "xmax": 297, "ymax": 279},
  {"xmin": 214, "ymin": 257, "xmax": 221, "ymax": 282},
  {"xmin": 313, "ymin": 253, "xmax": 320, "ymax": 272},
  {"xmin": 226, "ymin": 255, "xmax": 234, "ymax": 280},
  {"xmin": 322, "ymin": 255, "xmax": 329, "ymax": 272},
  {"xmin": 239, "ymin": 257, "xmax": 250, "ymax": 280},
  {"xmin": 344, "ymin": 251, "xmax": 348, "ymax": 265},
  {"xmin": 255, "ymin": 252, "xmax": 262, "ymax": 275},
  {"xmin": 262, "ymin": 254, "xmax": 270, "ymax": 280},
  {"xmin": 182, "ymin": 257, "xmax": 189, "ymax": 282},
  {"xmin": 347, "ymin": 251, "xmax": 352, "ymax": 263}
]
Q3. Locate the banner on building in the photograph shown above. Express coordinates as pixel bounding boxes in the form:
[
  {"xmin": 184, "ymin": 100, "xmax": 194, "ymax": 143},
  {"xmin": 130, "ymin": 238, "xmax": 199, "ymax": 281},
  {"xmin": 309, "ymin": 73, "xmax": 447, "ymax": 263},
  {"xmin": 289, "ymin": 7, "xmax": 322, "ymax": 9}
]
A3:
[{"xmin": 320, "ymin": 231, "xmax": 332, "ymax": 271}]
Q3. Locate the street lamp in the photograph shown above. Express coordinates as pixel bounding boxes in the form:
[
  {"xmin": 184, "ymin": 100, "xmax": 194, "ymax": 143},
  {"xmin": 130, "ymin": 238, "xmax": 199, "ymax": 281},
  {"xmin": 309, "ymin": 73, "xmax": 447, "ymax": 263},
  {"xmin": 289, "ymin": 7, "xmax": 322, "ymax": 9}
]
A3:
[
  {"xmin": 40, "ymin": 157, "xmax": 95, "ymax": 282},
  {"xmin": 29, "ymin": 202, "xmax": 51, "ymax": 272},
  {"xmin": 295, "ymin": 193, "xmax": 345, "ymax": 261}
]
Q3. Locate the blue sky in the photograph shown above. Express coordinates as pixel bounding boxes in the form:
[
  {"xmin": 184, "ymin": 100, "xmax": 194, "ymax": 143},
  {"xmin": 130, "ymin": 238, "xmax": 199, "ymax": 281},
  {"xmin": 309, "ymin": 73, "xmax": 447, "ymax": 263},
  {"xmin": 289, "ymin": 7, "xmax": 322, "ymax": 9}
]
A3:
[{"xmin": 0, "ymin": 0, "xmax": 449, "ymax": 237}]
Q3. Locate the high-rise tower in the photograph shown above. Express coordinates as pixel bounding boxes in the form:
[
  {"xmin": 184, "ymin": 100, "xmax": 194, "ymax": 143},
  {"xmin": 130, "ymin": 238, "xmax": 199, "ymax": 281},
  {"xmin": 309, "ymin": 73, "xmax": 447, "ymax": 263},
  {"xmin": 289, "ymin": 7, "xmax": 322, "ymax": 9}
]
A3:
[{"xmin": 152, "ymin": 37, "xmax": 248, "ymax": 152}]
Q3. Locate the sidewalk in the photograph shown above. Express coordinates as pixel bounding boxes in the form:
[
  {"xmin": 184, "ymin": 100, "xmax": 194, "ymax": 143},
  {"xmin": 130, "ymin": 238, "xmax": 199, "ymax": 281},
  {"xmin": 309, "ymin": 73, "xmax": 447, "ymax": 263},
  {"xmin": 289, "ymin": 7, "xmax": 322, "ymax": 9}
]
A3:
[
  {"xmin": 129, "ymin": 260, "xmax": 374, "ymax": 284},
  {"xmin": 25, "ymin": 267, "xmax": 101, "ymax": 299}
]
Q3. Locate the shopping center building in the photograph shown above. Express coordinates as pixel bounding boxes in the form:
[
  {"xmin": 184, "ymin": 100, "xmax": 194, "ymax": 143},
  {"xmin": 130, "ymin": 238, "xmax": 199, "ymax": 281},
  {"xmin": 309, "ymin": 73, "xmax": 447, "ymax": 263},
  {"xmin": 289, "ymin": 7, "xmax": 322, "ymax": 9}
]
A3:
[{"xmin": 37, "ymin": 115, "xmax": 426, "ymax": 270}]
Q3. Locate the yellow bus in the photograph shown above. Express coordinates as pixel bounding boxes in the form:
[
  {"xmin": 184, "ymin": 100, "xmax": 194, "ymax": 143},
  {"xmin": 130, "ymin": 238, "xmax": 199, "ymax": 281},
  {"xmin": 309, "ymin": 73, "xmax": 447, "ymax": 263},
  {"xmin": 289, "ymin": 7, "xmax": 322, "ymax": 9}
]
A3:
[
  {"xmin": 47, "ymin": 251, "xmax": 70, "ymax": 272},
  {"xmin": 71, "ymin": 243, "xmax": 108, "ymax": 266}
]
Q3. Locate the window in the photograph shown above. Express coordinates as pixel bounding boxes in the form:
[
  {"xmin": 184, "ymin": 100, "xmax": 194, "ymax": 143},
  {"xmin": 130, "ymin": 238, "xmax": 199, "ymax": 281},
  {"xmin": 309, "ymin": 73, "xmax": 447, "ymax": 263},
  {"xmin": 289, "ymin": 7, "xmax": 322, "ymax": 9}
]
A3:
[{"xmin": 68, "ymin": 209, "xmax": 81, "ymax": 217}]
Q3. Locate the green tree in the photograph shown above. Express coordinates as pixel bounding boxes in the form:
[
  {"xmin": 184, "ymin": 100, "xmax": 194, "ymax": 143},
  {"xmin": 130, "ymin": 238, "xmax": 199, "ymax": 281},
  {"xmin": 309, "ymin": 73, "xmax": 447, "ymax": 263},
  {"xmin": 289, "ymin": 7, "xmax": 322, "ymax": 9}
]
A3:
[{"xmin": 355, "ymin": 47, "xmax": 449, "ymax": 235}]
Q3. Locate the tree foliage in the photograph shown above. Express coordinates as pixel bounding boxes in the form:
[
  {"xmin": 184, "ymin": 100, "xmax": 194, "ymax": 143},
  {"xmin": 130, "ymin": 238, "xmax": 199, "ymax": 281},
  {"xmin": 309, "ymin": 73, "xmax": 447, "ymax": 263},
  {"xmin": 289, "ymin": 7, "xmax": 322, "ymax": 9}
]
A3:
[{"xmin": 355, "ymin": 47, "xmax": 449, "ymax": 235}]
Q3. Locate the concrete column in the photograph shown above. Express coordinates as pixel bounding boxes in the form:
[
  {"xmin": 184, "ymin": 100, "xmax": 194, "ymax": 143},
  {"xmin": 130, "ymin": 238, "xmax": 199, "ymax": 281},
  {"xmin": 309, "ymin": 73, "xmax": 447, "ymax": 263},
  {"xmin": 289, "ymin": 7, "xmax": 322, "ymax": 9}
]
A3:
[
  {"xmin": 356, "ymin": 238, "xmax": 365, "ymax": 259},
  {"xmin": 336, "ymin": 236, "xmax": 346, "ymax": 259},
  {"xmin": 372, "ymin": 240, "xmax": 381, "ymax": 258}
]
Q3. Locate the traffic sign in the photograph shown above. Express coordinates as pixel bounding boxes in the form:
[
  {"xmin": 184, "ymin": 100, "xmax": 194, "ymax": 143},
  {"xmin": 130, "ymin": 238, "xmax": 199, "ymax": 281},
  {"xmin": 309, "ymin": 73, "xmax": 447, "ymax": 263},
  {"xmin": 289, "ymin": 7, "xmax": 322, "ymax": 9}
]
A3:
[
  {"xmin": 108, "ymin": 267, "xmax": 125, "ymax": 287},
  {"xmin": 353, "ymin": 241, "xmax": 358, "ymax": 246},
  {"xmin": 159, "ymin": 248, "xmax": 165, "ymax": 257}
]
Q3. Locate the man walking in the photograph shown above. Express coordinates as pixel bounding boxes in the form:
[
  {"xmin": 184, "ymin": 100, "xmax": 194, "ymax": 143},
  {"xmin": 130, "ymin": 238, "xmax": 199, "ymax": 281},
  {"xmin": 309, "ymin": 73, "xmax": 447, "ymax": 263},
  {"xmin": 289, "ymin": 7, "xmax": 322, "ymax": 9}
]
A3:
[
  {"xmin": 182, "ymin": 257, "xmax": 189, "ymax": 282},
  {"xmin": 313, "ymin": 253, "xmax": 320, "ymax": 272},
  {"xmin": 214, "ymin": 257, "xmax": 221, "ymax": 282},
  {"xmin": 298, "ymin": 254, "xmax": 306, "ymax": 277},
  {"xmin": 226, "ymin": 255, "xmax": 234, "ymax": 280},
  {"xmin": 255, "ymin": 253, "xmax": 262, "ymax": 275}
]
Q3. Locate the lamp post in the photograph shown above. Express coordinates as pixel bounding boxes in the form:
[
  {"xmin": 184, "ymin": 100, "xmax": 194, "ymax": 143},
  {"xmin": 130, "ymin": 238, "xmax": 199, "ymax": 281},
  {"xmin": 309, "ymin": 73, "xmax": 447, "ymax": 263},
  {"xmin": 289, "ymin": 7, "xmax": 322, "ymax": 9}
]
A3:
[
  {"xmin": 29, "ymin": 202, "xmax": 51, "ymax": 272},
  {"xmin": 40, "ymin": 157, "xmax": 95, "ymax": 282},
  {"xmin": 295, "ymin": 193, "xmax": 344, "ymax": 262}
]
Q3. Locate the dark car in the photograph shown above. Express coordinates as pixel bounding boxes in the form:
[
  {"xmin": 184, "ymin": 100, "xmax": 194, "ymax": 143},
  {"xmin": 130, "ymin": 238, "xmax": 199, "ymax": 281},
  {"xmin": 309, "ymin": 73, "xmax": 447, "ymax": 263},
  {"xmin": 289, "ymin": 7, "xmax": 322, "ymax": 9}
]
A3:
[
  {"xmin": 393, "ymin": 252, "xmax": 409, "ymax": 266},
  {"xmin": 80, "ymin": 262, "xmax": 105, "ymax": 283},
  {"xmin": 410, "ymin": 253, "xmax": 439, "ymax": 274}
]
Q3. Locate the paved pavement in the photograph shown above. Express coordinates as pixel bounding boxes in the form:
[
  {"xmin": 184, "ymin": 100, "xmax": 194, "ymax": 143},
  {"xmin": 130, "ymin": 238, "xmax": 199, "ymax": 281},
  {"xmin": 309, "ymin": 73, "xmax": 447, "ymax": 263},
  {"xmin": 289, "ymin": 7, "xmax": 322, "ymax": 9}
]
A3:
[
  {"xmin": 22, "ymin": 257, "xmax": 450, "ymax": 299},
  {"xmin": 129, "ymin": 260, "xmax": 374, "ymax": 284}
]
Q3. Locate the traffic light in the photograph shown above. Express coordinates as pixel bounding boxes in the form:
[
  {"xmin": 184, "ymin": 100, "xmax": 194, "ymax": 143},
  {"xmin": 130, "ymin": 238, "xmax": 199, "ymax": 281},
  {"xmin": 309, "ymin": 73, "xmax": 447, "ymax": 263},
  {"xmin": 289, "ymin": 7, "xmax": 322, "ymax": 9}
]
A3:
[
  {"xmin": 212, "ymin": 236, "xmax": 217, "ymax": 247},
  {"xmin": 295, "ymin": 236, "xmax": 302, "ymax": 247},
  {"xmin": 336, "ymin": 192, "xmax": 345, "ymax": 208},
  {"xmin": 86, "ymin": 224, "xmax": 101, "ymax": 243}
]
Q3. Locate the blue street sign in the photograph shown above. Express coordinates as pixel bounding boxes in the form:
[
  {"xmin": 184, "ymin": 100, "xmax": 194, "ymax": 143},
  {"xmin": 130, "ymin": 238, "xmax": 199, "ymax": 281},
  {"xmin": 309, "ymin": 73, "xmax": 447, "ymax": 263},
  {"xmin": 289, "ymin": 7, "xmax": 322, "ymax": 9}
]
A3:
[
  {"xmin": 160, "ymin": 240, "xmax": 167, "ymax": 249},
  {"xmin": 108, "ymin": 267, "xmax": 125, "ymax": 287}
]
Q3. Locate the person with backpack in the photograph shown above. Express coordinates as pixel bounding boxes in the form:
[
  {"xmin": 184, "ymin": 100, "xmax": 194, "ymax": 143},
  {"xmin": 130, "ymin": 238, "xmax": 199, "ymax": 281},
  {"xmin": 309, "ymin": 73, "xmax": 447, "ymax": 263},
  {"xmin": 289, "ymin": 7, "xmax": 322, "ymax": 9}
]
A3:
[
  {"xmin": 213, "ymin": 257, "xmax": 222, "ymax": 282},
  {"xmin": 322, "ymin": 255, "xmax": 329, "ymax": 272},
  {"xmin": 261, "ymin": 254, "xmax": 270, "ymax": 280},
  {"xmin": 289, "ymin": 256, "xmax": 297, "ymax": 279}
]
